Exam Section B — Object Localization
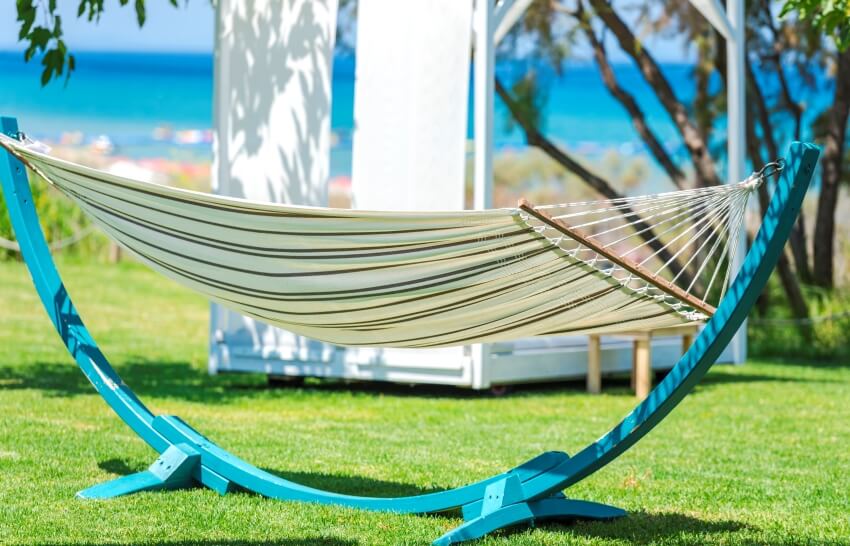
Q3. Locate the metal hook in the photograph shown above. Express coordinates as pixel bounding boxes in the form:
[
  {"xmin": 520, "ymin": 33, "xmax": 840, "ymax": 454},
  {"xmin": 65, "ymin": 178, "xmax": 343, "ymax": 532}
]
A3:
[{"xmin": 756, "ymin": 159, "xmax": 785, "ymax": 181}]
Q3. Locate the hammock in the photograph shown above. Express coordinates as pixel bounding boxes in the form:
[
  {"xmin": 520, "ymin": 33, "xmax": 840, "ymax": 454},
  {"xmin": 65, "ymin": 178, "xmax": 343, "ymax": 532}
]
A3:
[
  {"xmin": 0, "ymin": 116, "xmax": 821, "ymax": 546},
  {"xmin": 0, "ymin": 135, "xmax": 754, "ymax": 348}
]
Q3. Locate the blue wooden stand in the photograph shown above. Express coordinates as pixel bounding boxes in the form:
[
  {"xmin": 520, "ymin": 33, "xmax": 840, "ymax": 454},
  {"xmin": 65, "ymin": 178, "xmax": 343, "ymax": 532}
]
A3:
[{"xmin": 0, "ymin": 116, "xmax": 819, "ymax": 544}]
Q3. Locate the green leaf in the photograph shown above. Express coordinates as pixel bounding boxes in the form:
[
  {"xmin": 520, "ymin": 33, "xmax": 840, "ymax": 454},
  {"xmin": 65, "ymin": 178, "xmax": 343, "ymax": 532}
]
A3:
[
  {"xmin": 40, "ymin": 66, "xmax": 52, "ymax": 86},
  {"xmin": 28, "ymin": 27, "xmax": 53, "ymax": 51},
  {"xmin": 64, "ymin": 53, "xmax": 75, "ymax": 86},
  {"xmin": 16, "ymin": 3, "xmax": 36, "ymax": 41},
  {"xmin": 42, "ymin": 47, "xmax": 64, "ymax": 80},
  {"xmin": 135, "ymin": 0, "xmax": 146, "ymax": 26}
]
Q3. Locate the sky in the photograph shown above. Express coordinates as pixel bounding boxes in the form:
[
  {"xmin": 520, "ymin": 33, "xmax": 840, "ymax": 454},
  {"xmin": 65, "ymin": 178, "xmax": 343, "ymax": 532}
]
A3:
[
  {"xmin": 0, "ymin": 2, "xmax": 692, "ymax": 62},
  {"xmin": 0, "ymin": 2, "xmax": 215, "ymax": 53}
]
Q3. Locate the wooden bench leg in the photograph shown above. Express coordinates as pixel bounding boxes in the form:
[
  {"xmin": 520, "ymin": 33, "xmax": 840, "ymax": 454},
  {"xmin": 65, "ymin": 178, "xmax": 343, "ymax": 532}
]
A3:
[
  {"xmin": 682, "ymin": 329, "xmax": 695, "ymax": 354},
  {"xmin": 587, "ymin": 335, "xmax": 601, "ymax": 394},
  {"xmin": 633, "ymin": 335, "xmax": 651, "ymax": 400}
]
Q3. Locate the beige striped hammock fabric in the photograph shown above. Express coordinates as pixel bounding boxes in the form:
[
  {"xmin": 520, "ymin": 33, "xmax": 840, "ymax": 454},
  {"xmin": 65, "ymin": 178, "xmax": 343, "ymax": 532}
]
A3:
[{"xmin": 1, "ymin": 136, "xmax": 757, "ymax": 348}]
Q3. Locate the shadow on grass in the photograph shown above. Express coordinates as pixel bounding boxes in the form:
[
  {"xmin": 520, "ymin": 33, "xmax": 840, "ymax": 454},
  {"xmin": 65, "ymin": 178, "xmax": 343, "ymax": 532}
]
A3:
[
  {"xmin": 508, "ymin": 510, "xmax": 751, "ymax": 545},
  {"xmin": 97, "ymin": 458, "xmax": 139, "ymax": 477},
  {"xmin": 0, "ymin": 353, "xmax": 835, "ymax": 405},
  {"xmin": 0, "ymin": 359, "xmax": 269, "ymax": 403},
  {"xmin": 95, "ymin": 457, "xmax": 449, "ymax": 503},
  {"xmin": 33, "ymin": 537, "xmax": 360, "ymax": 546},
  {"xmin": 657, "ymin": 368, "xmax": 833, "ymax": 392},
  {"xmin": 747, "ymin": 355, "xmax": 850, "ymax": 369},
  {"xmin": 0, "ymin": 356, "xmax": 587, "ymax": 401},
  {"xmin": 270, "ymin": 468, "xmax": 446, "ymax": 498},
  {"xmin": 538, "ymin": 509, "xmax": 842, "ymax": 545}
]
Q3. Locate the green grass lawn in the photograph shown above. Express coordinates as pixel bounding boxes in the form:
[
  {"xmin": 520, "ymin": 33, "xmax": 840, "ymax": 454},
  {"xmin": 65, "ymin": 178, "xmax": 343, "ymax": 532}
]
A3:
[{"xmin": 0, "ymin": 259, "xmax": 848, "ymax": 545}]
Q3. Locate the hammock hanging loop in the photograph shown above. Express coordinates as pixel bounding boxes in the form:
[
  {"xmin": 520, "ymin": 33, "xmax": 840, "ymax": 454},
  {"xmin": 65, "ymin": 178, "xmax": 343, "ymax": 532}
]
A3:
[
  {"xmin": 745, "ymin": 158, "xmax": 786, "ymax": 190},
  {"xmin": 757, "ymin": 158, "xmax": 786, "ymax": 181}
]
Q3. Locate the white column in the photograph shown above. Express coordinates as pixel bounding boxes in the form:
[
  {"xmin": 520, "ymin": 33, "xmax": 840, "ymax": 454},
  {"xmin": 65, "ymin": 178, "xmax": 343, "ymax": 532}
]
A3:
[
  {"xmin": 351, "ymin": 0, "xmax": 472, "ymax": 211},
  {"xmin": 471, "ymin": 0, "xmax": 496, "ymax": 388},
  {"xmin": 209, "ymin": 0, "xmax": 338, "ymax": 374},
  {"xmin": 473, "ymin": 0, "xmax": 495, "ymax": 210},
  {"xmin": 726, "ymin": 0, "xmax": 747, "ymax": 364}
]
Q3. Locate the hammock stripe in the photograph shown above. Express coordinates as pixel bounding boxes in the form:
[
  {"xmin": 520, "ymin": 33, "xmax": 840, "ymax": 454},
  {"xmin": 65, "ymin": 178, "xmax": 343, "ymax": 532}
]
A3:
[{"xmin": 2, "ymin": 139, "xmax": 720, "ymax": 348}]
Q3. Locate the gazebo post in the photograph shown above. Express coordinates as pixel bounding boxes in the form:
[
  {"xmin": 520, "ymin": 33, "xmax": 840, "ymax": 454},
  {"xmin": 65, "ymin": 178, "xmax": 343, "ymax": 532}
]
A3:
[{"xmin": 726, "ymin": 0, "xmax": 748, "ymax": 364}]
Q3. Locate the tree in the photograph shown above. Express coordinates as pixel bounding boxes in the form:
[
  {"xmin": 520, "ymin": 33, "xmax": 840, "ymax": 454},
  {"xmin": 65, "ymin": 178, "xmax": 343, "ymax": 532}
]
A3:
[
  {"xmin": 811, "ymin": 48, "xmax": 850, "ymax": 287},
  {"xmin": 781, "ymin": 0, "xmax": 850, "ymax": 52},
  {"xmin": 15, "ymin": 0, "xmax": 179, "ymax": 86},
  {"xmin": 496, "ymin": 0, "xmax": 847, "ymax": 320},
  {"xmin": 777, "ymin": 0, "xmax": 850, "ymax": 288}
]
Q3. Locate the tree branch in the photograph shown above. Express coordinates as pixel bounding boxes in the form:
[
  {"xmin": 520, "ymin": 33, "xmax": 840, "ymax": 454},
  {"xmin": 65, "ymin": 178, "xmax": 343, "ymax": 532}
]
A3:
[
  {"xmin": 744, "ymin": 84, "xmax": 810, "ymax": 321},
  {"xmin": 587, "ymin": 0, "xmax": 721, "ymax": 187},
  {"xmin": 745, "ymin": 58, "xmax": 812, "ymax": 282},
  {"xmin": 576, "ymin": 5, "xmax": 687, "ymax": 190},
  {"xmin": 761, "ymin": 0, "xmax": 805, "ymax": 141}
]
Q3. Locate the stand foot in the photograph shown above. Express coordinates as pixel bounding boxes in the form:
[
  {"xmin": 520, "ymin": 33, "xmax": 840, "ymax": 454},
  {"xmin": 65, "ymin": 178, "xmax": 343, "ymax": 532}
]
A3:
[
  {"xmin": 77, "ymin": 443, "xmax": 201, "ymax": 499},
  {"xmin": 434, "ymin": 474, "xmax": 625, "ymax": 545}
]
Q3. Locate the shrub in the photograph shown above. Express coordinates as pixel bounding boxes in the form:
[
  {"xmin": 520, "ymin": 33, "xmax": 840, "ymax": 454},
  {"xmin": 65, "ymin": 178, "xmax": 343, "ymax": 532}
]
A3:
[
  {"xmin": 749, "ymin": 281, "xmax": 850, "ymax": 359},
  {"xmin": 0, "ymin": 169, "xmax": 108, "ymax": 261}
]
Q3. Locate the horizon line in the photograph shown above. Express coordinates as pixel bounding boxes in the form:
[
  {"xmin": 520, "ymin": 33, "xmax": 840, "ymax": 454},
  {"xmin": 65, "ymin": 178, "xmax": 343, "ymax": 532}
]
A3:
[{"xmin": 0, "ymin": 48, "xmax": 696, "ymax": 66}]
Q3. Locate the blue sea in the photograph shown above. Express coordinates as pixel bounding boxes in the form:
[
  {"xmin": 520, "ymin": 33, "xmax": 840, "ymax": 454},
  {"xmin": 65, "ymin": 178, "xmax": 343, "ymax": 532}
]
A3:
[{"xmin": 0, "ymin": 51, "xmax": 833, "ymax": 178}]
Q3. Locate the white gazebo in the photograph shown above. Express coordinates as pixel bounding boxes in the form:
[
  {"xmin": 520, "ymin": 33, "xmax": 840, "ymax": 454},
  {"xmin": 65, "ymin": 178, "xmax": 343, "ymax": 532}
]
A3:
[{"xmin": 208, "ymin": 0, "xmax": 746, "ymax": 390}]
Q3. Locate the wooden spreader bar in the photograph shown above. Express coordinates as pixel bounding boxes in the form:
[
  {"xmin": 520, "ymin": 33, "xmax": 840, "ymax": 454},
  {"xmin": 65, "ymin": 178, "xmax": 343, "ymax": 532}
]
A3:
[{"xmin": 517, "ymin": 198, "xmax": 717, "ymax": 317}]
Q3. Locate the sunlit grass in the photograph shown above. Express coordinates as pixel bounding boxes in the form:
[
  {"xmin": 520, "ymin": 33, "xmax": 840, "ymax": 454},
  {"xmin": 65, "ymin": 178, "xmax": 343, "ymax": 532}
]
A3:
[{"xmin": 0, "ymin": 259, "xmax": 848, "ymax": 545}]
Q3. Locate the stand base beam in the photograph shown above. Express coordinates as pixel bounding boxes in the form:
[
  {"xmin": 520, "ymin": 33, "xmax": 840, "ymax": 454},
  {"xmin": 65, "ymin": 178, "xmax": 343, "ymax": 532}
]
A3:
[
  {"xmin": 77, "ymin": 443, "xmax": 204, "ymax": 499},
  {"xmin": 436, "ymin": 494, "xmax": 624, "ymax": 545}
]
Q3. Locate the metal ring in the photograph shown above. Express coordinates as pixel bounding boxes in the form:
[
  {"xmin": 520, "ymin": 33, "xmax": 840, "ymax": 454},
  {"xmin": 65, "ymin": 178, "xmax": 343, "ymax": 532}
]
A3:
[{"xmin": 756, "ymin": 158, "xmax": 785, "ymax": 181}]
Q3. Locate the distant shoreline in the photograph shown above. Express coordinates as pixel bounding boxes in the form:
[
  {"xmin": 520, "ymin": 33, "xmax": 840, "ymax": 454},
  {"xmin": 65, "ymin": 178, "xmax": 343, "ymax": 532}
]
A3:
[
  {"xmin": 0, "ymin": 50, "xmax": 832, "ymax": 181},
  {"xmin": 0, "ymin": 49, "xmax": 699, "ymax": 67}
]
